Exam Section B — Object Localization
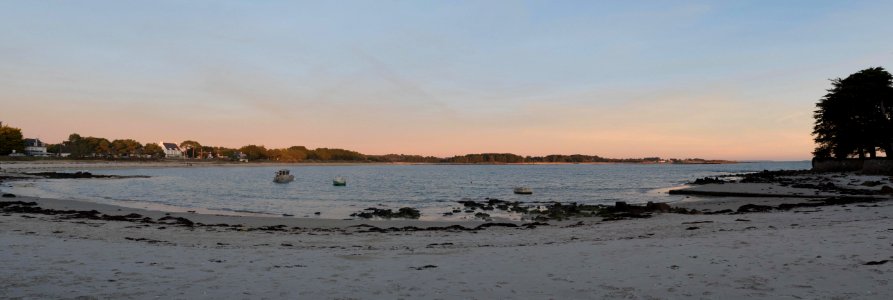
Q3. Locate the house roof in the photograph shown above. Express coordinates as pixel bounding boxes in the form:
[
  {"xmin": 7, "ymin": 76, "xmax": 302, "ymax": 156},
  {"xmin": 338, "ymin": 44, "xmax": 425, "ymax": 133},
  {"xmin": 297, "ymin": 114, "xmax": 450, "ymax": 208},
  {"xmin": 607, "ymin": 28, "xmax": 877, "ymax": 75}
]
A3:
[
  {"xmin": 162, "ymin": 143, "xmax": 180, "ymax": 150},
  {"xmin": 23, "ymin": 138, "xmax": 45, "ymax": 147}
]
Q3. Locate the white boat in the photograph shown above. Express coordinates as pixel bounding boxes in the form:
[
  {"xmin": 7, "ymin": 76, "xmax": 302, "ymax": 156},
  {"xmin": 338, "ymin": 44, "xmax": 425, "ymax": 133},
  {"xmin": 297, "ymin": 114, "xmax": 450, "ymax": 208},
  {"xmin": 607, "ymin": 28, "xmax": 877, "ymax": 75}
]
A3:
[
  {"xmin": 333, "ymin": 176, "xmax": 347, "ymax": 186},
  {"xmin": 513, "ymin": 187, "xmax": 533, "ymax": 195},
  {"xmin": 274, "ymin": 169, "xmax": 294, "ymax": 183}
]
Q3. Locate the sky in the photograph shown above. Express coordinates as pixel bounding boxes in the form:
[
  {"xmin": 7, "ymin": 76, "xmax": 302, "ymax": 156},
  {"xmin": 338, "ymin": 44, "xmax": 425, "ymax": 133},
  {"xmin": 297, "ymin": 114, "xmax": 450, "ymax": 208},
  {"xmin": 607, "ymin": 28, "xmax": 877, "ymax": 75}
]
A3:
[{"xmin": 2, "ymin": 1, "xmax": 892, "ymax": 160}]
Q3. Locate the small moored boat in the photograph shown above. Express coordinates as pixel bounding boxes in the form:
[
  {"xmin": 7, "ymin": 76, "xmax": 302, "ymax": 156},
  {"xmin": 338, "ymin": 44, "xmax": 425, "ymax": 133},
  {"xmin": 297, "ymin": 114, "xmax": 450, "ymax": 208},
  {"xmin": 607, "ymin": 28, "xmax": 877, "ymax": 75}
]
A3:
[
  {"xmin": 274, "ymin": 169, "xmax": 294, "ymax": 183},
  {"xmin": 513, "ymin": 187, "xmax": 533, "ymax": 195},
  {"xmin": 333, "ymin": 176, "xmax": 347, "ymax": 186}
]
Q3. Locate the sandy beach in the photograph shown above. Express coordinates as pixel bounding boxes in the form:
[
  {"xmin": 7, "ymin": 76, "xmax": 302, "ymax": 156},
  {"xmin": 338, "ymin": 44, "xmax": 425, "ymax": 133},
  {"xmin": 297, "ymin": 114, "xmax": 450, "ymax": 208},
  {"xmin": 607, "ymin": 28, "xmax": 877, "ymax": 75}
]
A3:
[{"xmin": 2, "ymin": 165, "xmax": 893, "ymax": 299}]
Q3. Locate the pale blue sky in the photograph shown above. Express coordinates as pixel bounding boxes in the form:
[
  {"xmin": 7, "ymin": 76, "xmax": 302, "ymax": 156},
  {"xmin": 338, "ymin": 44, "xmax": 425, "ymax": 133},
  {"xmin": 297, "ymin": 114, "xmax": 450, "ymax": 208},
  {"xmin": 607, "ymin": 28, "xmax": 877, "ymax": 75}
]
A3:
[{"xmin": 2, "ymin": 1, "xmax": 892, "ymax": 159}]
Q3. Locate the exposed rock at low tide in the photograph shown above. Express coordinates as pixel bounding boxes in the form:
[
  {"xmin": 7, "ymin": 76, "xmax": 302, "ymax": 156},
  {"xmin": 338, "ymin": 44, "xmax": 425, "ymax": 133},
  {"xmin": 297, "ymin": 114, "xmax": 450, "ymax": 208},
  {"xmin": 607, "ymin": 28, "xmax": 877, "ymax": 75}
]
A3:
[
  {"xmin": 732, "ymin": 197, "xmax": 888, "ymax": 214},
  {"xmin": 457, "ymin": 198, "xmax": 529, "ymax": 213},
  {"xmin": 453, "ymin": 199, "xmax": 686, "ymax": 221},
  {"xmin": 347, "ymin": 221, "xmax": 544, "ymax": 233},
  {"xmin": 27, "ymin": 171, "xmax": 150, "ymax": 179},
  {"xmin": 474, "ymin": 212, "xmax": 491, "ymax": 220},
  {"xmin": 597, "ymin": 201, "xmax": 693, "ymax": 221},
  {"xmin": 690, "ymin": 177, "xmax": 725, "ymax": 185},
  {"xmin": 158, "ymin": 216, "xmax": 195, "ymax": 227},
  {"xmin": 350, "ymin": 207, "xmax": 421, "ymax": 219}
]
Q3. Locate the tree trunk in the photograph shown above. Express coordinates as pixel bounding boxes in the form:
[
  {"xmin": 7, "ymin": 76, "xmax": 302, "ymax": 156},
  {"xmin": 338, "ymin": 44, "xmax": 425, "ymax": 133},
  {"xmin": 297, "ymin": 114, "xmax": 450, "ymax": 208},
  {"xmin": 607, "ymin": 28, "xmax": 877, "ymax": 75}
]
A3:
[
  {"xmin": 869, "ymin": 148, "xmax": 877, "ymax": 158},
  {"xmin": 859, "ymin": 148, "xmax": 866, "ymax": 159}
]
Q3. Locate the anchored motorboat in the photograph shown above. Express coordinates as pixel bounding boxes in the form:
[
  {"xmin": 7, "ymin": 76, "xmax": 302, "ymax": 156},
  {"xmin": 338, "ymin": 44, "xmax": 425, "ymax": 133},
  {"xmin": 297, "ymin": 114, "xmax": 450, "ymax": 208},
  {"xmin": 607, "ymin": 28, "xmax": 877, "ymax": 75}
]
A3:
[
  {"xmin": 513, "ymin": 187, "xmax": 533, "ymax": 195},
  {"xmin": 274, "ymin": 169, "xmax": 294, "ymax": 183}
]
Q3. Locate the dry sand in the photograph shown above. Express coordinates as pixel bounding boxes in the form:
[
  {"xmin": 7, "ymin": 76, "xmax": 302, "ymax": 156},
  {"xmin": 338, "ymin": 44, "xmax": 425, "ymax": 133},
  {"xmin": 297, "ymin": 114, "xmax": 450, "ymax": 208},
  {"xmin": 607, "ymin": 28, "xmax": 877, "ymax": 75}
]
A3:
[{"xmin": 2, "ymin": 167, "xmax": 893, "ymax": 299}]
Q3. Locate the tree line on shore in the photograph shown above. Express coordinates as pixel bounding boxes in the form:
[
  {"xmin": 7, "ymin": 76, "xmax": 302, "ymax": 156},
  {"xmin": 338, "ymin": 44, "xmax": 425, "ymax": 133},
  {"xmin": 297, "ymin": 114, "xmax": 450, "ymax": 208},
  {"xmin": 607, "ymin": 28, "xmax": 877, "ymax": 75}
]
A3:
[{"xmin": 0, "ymin": 128, "xmax": 722, "ymax": 163}]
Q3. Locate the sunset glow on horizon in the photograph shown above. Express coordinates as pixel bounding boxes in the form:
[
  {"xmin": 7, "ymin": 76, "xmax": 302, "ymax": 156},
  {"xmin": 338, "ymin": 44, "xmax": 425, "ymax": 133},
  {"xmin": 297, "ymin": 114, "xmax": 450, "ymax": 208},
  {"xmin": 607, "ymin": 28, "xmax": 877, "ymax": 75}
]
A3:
[{"xmin": 3, "ymin": 1, "xmax": 892, "ymax": 161}]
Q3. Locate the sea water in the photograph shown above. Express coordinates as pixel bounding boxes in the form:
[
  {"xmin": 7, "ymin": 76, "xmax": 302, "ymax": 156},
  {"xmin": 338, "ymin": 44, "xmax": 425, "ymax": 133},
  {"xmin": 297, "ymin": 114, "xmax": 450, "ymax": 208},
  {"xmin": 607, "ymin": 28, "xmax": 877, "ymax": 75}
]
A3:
[{"xmin": 1, "ymin": 161, "xmax": 810, "ymax": 220}]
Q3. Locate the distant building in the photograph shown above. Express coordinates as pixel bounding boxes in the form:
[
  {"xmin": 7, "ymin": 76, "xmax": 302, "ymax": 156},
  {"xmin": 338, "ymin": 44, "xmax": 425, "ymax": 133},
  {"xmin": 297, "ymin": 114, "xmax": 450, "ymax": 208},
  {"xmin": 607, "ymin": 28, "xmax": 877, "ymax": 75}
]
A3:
[
  {"xmin": 23, "ymin": 138, "xmax": 48, "ymax": 156},
  {"xmin": 159, "ymin": 141, "xmax": 183, "ymax": 158}
]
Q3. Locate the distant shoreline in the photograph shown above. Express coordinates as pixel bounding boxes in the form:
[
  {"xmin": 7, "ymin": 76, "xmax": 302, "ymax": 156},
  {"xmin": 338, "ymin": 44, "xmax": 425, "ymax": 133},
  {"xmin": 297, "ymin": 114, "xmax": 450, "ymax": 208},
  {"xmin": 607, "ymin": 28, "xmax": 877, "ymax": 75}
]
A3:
[{"xmin": 0, "ymin": 158, "xmax": 739, "ymax": 167}]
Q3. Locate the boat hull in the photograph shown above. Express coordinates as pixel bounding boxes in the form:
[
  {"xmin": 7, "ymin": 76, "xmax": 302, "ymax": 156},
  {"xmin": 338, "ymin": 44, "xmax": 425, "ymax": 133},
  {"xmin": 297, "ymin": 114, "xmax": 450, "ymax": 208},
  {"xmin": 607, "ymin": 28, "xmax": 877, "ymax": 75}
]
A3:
[
  {"xmin": 274, "ymin": 175, "xmax": 294, "ymax": 183},
  {"xmin": 513, "ymin": 187, "xmax": 533, "ymax": 195}
]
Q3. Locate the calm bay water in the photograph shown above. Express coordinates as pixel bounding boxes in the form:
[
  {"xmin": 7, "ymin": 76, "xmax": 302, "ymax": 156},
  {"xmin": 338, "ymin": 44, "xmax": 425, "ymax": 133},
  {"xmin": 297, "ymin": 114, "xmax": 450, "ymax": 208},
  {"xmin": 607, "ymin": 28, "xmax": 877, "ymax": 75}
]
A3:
[{"xmin": 4, "ymin": 162, "xmax": 810, "ymax": 220}]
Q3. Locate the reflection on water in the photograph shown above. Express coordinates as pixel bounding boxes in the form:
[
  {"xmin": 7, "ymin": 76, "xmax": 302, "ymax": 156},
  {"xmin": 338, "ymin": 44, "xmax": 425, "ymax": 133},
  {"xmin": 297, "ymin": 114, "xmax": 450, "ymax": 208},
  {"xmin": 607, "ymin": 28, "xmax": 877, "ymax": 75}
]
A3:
[{"xmin": 2, "ymin": 162, "xmax": 810, "ymax": 220}]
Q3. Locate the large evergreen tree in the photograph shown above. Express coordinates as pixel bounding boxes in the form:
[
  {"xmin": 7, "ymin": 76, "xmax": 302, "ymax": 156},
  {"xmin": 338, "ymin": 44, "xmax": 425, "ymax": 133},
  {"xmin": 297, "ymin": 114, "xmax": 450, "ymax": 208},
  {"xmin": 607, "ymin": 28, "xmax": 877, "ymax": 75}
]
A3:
[{"xmin": 813, "ymin": 67, "xmax": 893, "ymax": 158}]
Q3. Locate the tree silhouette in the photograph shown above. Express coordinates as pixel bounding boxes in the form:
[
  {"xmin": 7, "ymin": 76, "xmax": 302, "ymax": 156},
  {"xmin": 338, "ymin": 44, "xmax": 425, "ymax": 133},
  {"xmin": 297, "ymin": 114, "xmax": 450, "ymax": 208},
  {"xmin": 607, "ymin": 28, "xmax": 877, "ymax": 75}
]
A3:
[
  {"xmin": 179, "ymin": 140, "xmax": 202, "ymax": 158},
  {"xmin": 0, "ymin": 123, "xmax": 24, "ymax": 155},
  {"xmin": 238, "ymin": 145, "xmax": 269, "ymax": 160},
  {"xmin": 143, "ymin": 143, "xmax": 165, "ymax": 158},
  {"xmin": 813, "ymin": 67, "xmax": 893, "ymax": 158}
]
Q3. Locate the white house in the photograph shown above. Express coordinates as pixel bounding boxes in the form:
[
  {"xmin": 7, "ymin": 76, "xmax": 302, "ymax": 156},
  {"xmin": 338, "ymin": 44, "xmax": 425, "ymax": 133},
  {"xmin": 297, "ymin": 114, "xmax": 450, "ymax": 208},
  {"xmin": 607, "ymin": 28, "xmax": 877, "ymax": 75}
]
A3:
[
  {"xmin": 23, "ymin": 138, "xmax": 48, "ymax": 156},
  {"xmin": 159, "ymin": 141, "xmax": 183, "ymax": 158}
]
